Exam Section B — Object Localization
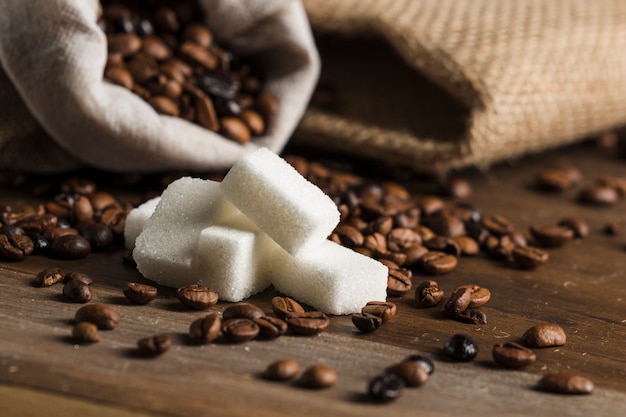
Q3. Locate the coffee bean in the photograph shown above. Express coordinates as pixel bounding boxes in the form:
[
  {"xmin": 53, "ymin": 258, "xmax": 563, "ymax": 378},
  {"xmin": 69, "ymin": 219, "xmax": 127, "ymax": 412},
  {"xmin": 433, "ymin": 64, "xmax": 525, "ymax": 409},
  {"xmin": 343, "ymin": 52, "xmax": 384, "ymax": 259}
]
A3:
[
  {"xmin": 255, "ymin": 93, "xmax": 278, "ymax": 125},
  {"xmin": 361, "ymin": 301, "xmax": 397, "ymax": 321},
  {"xmin": 33, "ymin": 267, "xmax": 63, "ymax": 287},
  {"xmin": 386, "ymin": 361, "xmax": 429, "ymax": 387},
  {"xmin": 24, "ymin": 232, "xmax": 49, "ymax": 255},
  {"xmin": 149, "ymin": 95, "xmax": 179, "ymax": 116},
  {"xmin": 492, "ymin": 342, "xmax": 537, "ymax": 369},
  {"xmin": 482, "ymin": 215, "xmax": 515, "ymax": 236},
  {"xmin": 221, "ymin": 318, "xmax": 259, "ymax": 342},
  {"xmin": 529, "ymin": 224, "xmax": 574, "ymax": 247},
  {"xmin": 456, "ymin": 284, "xmax": 491, "ymax": 309},
  {"xmin": 557, "ymin": 217, "xmax": 589, "ymax": 238},
  {"xmin": 440, "ymin": 286, "xmax": 472, "ymax": 318},
  {"xmin": 222, "ymin": 303, "xmax": 265, "ymax": 320},
  {"xmin": 536, "ymin": 372, "xmax": 594, "ymax": 395},
  {"xmin": 419, "ymin": 251, "xmax": 457, "ymax": 275},
  {"xmin": 419, "ymin": 196, "xmax": 445, "ymax": 216},
  {"xmin": 440, "ymin": 177, "xmax": 472, "ymax": 199},
  {"xmin": 402, "ymin": 244, "xmax": 428, "ymax": 266},
  {"xmin": 182, "ymin": 23, "xmax": 213, "ymax": 48},
  {"xmin": 0, "ymin": 233, "xmax": 32, "ymax": 261},
  {"xmin": 387, "ymin": 227, "xmax": 421, "ymax": 252},
  {"xmin": 298, "ymin": 364, "xmax": 337, "ymax": 389},
  {"xmin": 415, "ymin": 280, "xmax": 444, "ymax": 308},
  {"xmin": 335, "ymin": 224, "xmax": 364, "ymax": 248},
  {"xmin": 578, "ymin": 184, "xmax": 619, "ymax": 205},
  {"xmin": 63, "ymin": 271, "xmax": 93, "ymax": 285},
  {"xmin": 107, "ymin": 33, "xmax": 142, "ymax": 57},
  {"xmin": 241, "ymin": 109, "xmax": 265, "ymax": 136},
  {"xmin": 596, "ymin": 175, "xmax": 626, "ymax": 197},
  {"xmin": 195, "ymin": 93, "xmax": 220, "ymax": 131},
  {"xmin": 189, "ymin": 313, "xmax": 222, "ymax": 344},
  {"xmin": 263, "ymin": 359, "xmax": 300, "ymax": 381},
  {"xmin": 426, "ymin": 212, "xmax": 466, "ymax": 238},
  {"xmin": 386, "ymin": 266, "xmax": 412, "ymax": 297},
  {"xmin": 284, "ymin": 311, "xmax": 330, "ymax": 335},
  {"xmin": 454, "ymin": 236, "xmax": 480, "ymax": 256},
  {"xmin": 123, "ymin": 282, "xmax": 158, "ymax": 305},
  {"xmin": 253, "ymin": 316, "xmax": 288, "ymax": 339},
  {"xmin": 137, "ymin": 334, "xmax": 172, "ymax": 357},
  {"xmin": 105, "ymin": 66, "xmax": 134, "ymax": 89},
  {"xmin": 522, "ymin": 323, "xmax": 567, "ymax": 348},
  {"xmin": 63, "ymin": 279, "xmax": 92, "ymax": 303},
  {"xmin": 535, "ymin": 167, "xmax": 582, "ymax": 191},
  {"xmin": 220, "ymin": 117, "xmax": 251, "ymax": 144},
  {"xmin": 603, "ymin": 220, "xmax": 626, "ymax": 235},
  {"xmin": 484, "ymin": 234, "xmax": 516, "ymax": 259},
  {"xmin": 72, "ymin": 321, "xmax": 100, "ymax": 344},
  {"xmin": 177, "ymin": 284, "xmax": 218, "ymax": 310},
  {"xmin": 454, "ymin": 309, "xmax": 487, "ymax": 324},
  {"xmin": 75, "ymin": 304, "xmax": 120, "ymax": 330},
  {"xmin": 50, "ymin": 234, "xmax": 91, "ymax": 259},
  {"xmin": 512, "ymin": 245, "xmax": 549, "ymax": 269},
  {"xmin": 75, "ymin": 222, "xmax": 114, "ymax": 251},
  {"xmin": 443, "ymin": 334, "xmax": 478, "ymax": 361},
  {"xmin": 271, "ymin": 296, "xmax": 305, "ymax": 319},
  {"xmin": 351, "ymin": 313, "xmax": 383, "ymax": 333},
  {"xmin": 402, "ymin": 354, "xmax": 435, "ymax": 375},
  {"xmin": 368, "ymin": 373, "xmax": 405, "ymax": 402}
]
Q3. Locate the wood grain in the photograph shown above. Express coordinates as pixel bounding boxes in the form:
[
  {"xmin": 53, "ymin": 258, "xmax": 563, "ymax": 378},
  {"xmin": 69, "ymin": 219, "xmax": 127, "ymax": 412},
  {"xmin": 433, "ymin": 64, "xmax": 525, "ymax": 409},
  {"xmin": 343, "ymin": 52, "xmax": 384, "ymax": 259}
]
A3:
[{"xmin": 1, "ymin": 143, "xmax": 626, "ymax": 416}]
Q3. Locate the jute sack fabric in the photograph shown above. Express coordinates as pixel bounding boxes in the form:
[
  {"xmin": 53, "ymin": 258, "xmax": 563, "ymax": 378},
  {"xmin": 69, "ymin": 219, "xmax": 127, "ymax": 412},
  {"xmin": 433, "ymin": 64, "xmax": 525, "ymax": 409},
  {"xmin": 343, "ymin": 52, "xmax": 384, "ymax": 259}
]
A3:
[
  {"xmin": 0, "ymin": 0, "xmax": 319, "ymax": 173},
  {"xmin": 296, "ymin": 0, "xmax": 626, "ymax": 172}
]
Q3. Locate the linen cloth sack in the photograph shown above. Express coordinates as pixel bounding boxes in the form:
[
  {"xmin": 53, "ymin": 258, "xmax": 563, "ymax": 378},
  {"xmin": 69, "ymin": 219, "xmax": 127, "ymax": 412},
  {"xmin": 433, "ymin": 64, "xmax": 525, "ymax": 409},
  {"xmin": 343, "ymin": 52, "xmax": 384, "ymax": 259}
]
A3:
[
  {"xmin": 0, "ymin": 0, "xmax": 319, "ymax": 173},
  {"xmin": 295, "ymin": 0, "xmax": 626, "ymax": 172}
]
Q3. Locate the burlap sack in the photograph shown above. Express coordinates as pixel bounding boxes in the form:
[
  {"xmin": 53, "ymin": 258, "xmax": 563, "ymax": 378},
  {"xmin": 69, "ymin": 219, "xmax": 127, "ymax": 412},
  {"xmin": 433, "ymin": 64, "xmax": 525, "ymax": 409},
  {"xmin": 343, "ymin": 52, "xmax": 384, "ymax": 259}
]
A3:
[
  {"xmin": 295, "ymin": 0, "xmax": 626, "ymax": 172},
  {"xmin": 0, "ymin": 0, "xmax": 319, "ymax": 173}
]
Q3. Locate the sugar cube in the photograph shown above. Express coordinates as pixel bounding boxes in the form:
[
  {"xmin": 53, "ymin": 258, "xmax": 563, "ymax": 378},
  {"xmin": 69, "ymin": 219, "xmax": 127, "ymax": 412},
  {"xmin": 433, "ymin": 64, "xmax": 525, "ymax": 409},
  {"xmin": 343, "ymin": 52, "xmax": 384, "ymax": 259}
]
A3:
[
  {"xmin": 220, "ymin": 148, "xmax": 340, "ymax": 256},
  {"xmin": 191, "ymin": 214, "xmax": 277, "ymax": 302},
  {"xmin": 124, "ymin": 196, "xmax": 161, "ymax": 249},
  {"xmin": 271, "ymin": 240, "xmax": 388, "ymax": 315},
  {"xmin": 133, "ymin": 177, "xmax": 237, "ymax": 287}
]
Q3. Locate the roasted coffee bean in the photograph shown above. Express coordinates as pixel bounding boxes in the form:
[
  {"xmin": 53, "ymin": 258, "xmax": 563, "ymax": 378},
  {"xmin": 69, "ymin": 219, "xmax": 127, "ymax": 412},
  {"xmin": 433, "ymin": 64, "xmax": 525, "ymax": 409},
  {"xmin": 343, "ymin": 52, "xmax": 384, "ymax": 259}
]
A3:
[
  {"xmin": 263, "ymin": 358, "xmax": 300, "ymax": 381},
  {"xmin": 402, "ymin": 244, "xmax": 428, "ymax": 266},
  {"xmin": 454, "ymin": 309, "xmax": 487, "ymax": 324},
  {"xmin": 196, "ymin": 73, "xmax": 238, "ymax": 98},
  {"xmin": 558, "ymin": 217, "xmax": 589, "ymax": 238},
  {"xmin": 456, "ymin": 284, "xmax": 491, "ymax": 309},
  {"xmin": 253, "ymin": 316, "xmax": 288, "ymax": 339},
  {"xmin": 454, "ymin": 236, "xmax": 480, "ymax": 256},
  {"xmin": 386, "ymin": 361, "xmax": 429, "ymax": 387},
  {"xmin": 440, "ymin": 286, "xmax": 472, "ymax": 318},
  {"xmin": 492, "ymin": 342, "xmax": 536, "ymax": 369},
  {"xmin": 0, "ymin": 233, "xmax": 33, "ymax": 261},
  {"xmin": 529, "ymin": 225, "xmax": 574, "ymax": 247},
  {"xmin": 511, "ymin": 245, "xmax": 549, "ymax": 269},
  {"xmin": 596, "ymin": 175, "xmax": 626, "ymax": 196},
  {"xmin": 443, "ymin": 334, "xmax": 479, "ymax": 361},
  {"xmin": 387, "ymin": 227, "xmax": 421, "ymax": 252},
  {"xmin": 196, "ymin": 93, "xmax": 220, "ymax": 131},
  {"xmin": 578, "ymin": 184, "xmax": 619, "ymax": 205},
  {"xmin": 271, "ymin": 296, "xmax": 305, "ymax": 319},
  {"xmin": 149, "ymin": 95, "xmax": 179, "ymax": 116},
  {"xmin": 419, "ymin": 251, "xmax": 457, "ymax": 275},
  {"xmin": 386, "ymin": 267, "xmax": 412, "ymax": 297},
  {"xmin": 484, "ymin": 234, "xmax": 516, "ymax": 260},
  {"xmin": 426, "ymin": 212, "xmax": 465, "ymax": 238},
  {"xmin": 220, "ymin": 117, "xmax": 251, "ymax": 144},
  {"xmin": 107, "ymin": 33, "xmax": 142, "ymax": 57},
  {"xmin": 33, "ymin": 267, "xmax": 63, "ymax": 287},
  {"xmin": 535, "ymin": 167, "xmax": 582, "ymax": 191},
  {"xmin": 63, "ymin": 271, "xmax": 93, "ymax": 285},
  {"xmin": 418, "ymin": 196, "xmax": 445, "ymax": 216},
  {"xmin": 440, "ymin": 177, "xmax": 472, "ymax": 199},
  {"xmin": 335, "ymin": 224, "xmax": 364, "ymax": 248},
  {"xmin": 361, "ymin": 301, "xmax": 397, "ymax": 321},
  {"xmin": 221, "ymin": 318, "xmax": 259, "ymax": 342},
  {"xmin": 123, "ymin": 282, "xmax": 158, "ymax": 305},
  {"xmin": 284, "ymin": 311, "xmax": 330, "ymax": 335},
  {"xmin": 62, "ymin": 279, "xmax": 92, "ymax": 303},
  {"xmin": 75, "ymin": 222, "xmax": 114, "ymax": 251},
  {"xmin": 71, "ymin": 321, "xmax": 100, "ymax": 344},
  {"xmin": 362, "ymin": 232, "xmax": 388, "ymax": 253},
  {"xmin": 415, "ymin": 280, "xmax": 444, "ymax": 308},
  {"xmin": 424, "ymin": 236, "xmax": 461, "ymax": 257},
  {"xmin": 351, "ymin": 313, "xmax": 383, "ymax": 333},
  {"xmin": 255, "ymin": 93, "xmax": 278, "ymax": 125},
  {"xmin": 482, "ymin": 215, "xmax": 515, "ymax": 236},
  {"xmin": 223, "ymin": 303, "xmax": 265, "ymax": 320},
  {"xmin": 182, "ymin": 23, "xmax": 213, "ymax": 47},
  {"xmin": 536, "ymin": 372, "xmax": 594, "ymax": 395},
  {"xmin": 75, "ymin": 303, "xmax": 120, "ymax": 330},
  {"xmin": 189, "ymin": 313, "xmax": 222, "ymax": 344},
  {"xmin": 522, "ymin": 323, "xmax": 567, "ymax": 348},
  {"xmin": 298, "ymin": 364, "xmax": 338, "ymax": 389},
  {"xmin": 24, "ymin": 232, "xmax": 49, "ymax": 255},
  {"xmin": 368, "ymin": 373, "xmax": 405, "ymax": 402},
  {"xmin": 177, "ymin": 284, "xmax": 218, "ymax": 310},
  {"xmin": 603, "ymin": 220, "xmax": 626, "ymax": 235},
  {"xmin": 137, "ymin": 334, "xmax": 172, "ymax": 357},
  {"xmin": 240, "ymin": 109, "xmax": 265, "ymax": 136},
  {"xmin": 60, "ymin": 177, "xmax": 96, "ymax": 196},
  {"xmin": 50, "ymin": 234, "xmax": 91, "ymax": 259},
  {"xmin": 403, "ymin": 354, "xmax": 435, "ymax": 375}
]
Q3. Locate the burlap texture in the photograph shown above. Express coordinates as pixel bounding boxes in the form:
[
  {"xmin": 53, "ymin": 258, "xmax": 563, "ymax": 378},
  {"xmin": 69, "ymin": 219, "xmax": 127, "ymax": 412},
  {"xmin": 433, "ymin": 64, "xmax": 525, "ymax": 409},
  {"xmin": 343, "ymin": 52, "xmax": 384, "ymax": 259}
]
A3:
[{"xmin": 295, "ymin": 0, "xmax": 626, "ymax": 172}]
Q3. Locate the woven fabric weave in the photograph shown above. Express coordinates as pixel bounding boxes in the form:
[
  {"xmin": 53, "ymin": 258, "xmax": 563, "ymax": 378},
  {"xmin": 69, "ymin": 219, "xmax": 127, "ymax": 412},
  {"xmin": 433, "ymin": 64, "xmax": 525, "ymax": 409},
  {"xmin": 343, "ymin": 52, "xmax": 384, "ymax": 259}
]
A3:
[{"xmin": 296, "ymin": 0, "xmax": 626, "ymax": 171}]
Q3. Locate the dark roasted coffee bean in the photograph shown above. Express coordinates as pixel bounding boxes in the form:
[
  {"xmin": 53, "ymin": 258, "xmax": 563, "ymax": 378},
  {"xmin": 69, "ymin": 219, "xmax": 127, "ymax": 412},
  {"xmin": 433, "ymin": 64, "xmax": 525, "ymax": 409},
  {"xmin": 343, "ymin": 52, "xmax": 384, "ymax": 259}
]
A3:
[
  {"xmin": 182, "ymin": 23, "xmax": 213, "ymax": 47},
  {"xmin": 368, "ymin": 373, "xmax": 405, "ymax": 402},
  {"xmin": 402, "ymin": 244, "xmax": 428, "ymax": 266},
  {"xmin": 361, "ymin": 301, "xmax": 397, "ymax": 321},
  {"xmin": 271, "ymin": 296, "xmax": 305, "ymax": 319},
  {"xmin": 443, "ymin": 334, "xmax": 478, "ymax": 361},
  {"xmin": 153, "ymin": 6, "xmax": 179, "ymax": 33},
  {"xmin": 298, "ymin": 364, "xmax": 338, "ymax": 389},
  {"xmin": 537, "ymin": 372, "xmax": 594, "ymax": 395},
  {"xmin": 386, "ymin": 361, "xmax": 429, "ymax": 387},
  {"xmin": 454, "ymin": 309, "xmax": 487, "ymax": 324},
  {"xmin": 335, "ymin": 224, "xmax": 364, "ymax": 248},
  {"xmin": 456, "ymin": 284, "xmax": 491, "ymax": 309},
  {"xmin": 419, "ymin": 196, "xmax": 445, "ymax": 216},
  {"xmin": 63, "ymin": 271, "xmax": 93, "ymax": 285},
  {"xmin": 482, "ymin": 215, "xmax": 515, "ymax": 236},
  {"xmin": 419, "ymin": 251, "xmax": 457, "ymax": 274},
  {"xmin": 214, "ymin": 97, "xmax": 242, "ymax": 117},
  {"xmin": 351, "ymin": 313, "xmax": 382, "ymax": 333},
  {"xmin": 263, "ymin": 358, "xmax": 300, "ymax": 381},
  {"xmin": 386, "ymin": 267, "xmax": 412, "ymax": 297},
  {"xmin": 0, "ymin": 233, "xmax": 33, "ymax": 261},
  {"xmin": 387, "ymin": 227, "xmax": 421, "ymax": 252},
  {"xmin": 558, "ymin": 217, "xmax": 589, "ymax": 238},
  {"xmin": 33, "ymin": 267, "xmax": 63, "ymax": 287},
  {"xmin": 284, "ymin": 311, "xmax": 330, "ymax": 335},
  {"xmin": 189, "ymin": 313, "xmax": 221, "ymax": 344},
  {"xmin": 24, "ymin": 232, "xmax": 50, "ymax": 255},
  {"xmin": 50, "ymin": 234, "xmax": 91, "ymax": 259},
  {"xmin": 535, "ymin": 167, "xmax": 582, "ymax": 191},
  {"xmin": 440, "ymin": 286, "xmax": 471, "ymax": 318},
  {"xmin": 63, "ymin": 279, "xmax": 92, "ymax": 303},
  {"xmin": 76, "ymin": 222, "xmax": 114, "ymax": 251},
  {"xmin": 512, "ymin": 245, "xmax": 549, "ymax": 269},
  {"xmin": 75, "ymin": 303, "xmax": 120, "ymax": 330},
  {"xmin": 196, "ymin": 73, "xmax": 239, "ymax": 99},
  {"xmin": 223, "ymin": 303, "xmax": 265, "ymax": 320},
  {"xmin": 123, "ymin": 282, "xmax": 157, "ymax": 305},
  {"xmin": 72, "ymin": 321, "xmax": 100, "ymax": 344},
  {"xmin": 426, "ymin": 212, "xmax": 465, "ymax": 238},
  {"xmin": 529, "ymin": 224, "xmax": 573, "ymax": 248},
  {"xmin": 415, "ymin": 280, "xmax": 444, "ymax": 308},
  {"xmin": 253, "ymin": 316, "xmax": 288, "ymax": 339},
  {"xmin": 578, "ymin": 184, "xmax": 619, "ymax": 205},
  {"xmin": 522, "ymin": 323, "xmax": 567, "ymax": 348},
  {"xmin": 221, "ymin": 318, "xmax": 259, "ymax": 342},
  {"xmin": 255, "ymin": 93, "xmax": 278, "ymax": 125},
  {"xmin": 403, "ymin": 354, "xmax": 435, "ymax": 375},
  {"xmin": 492, "ymin": 342, "xmax": 536, "ymax": 369},
  {"xmin": 424, "ymin": 236, "xmax": 461, "ymax": 257},
  {"xmin": 362, "ymin": 232, "xmax": 388, "ymax": 253},
  {"xmin": 60, "ymin": 178, "xmax": 96, "ymax": 195},
  {"xmin": 177, "ymin": 284, "xmax": 218, "ymax": 310},
  {"xmin": 137, "ymin": 334, "xmax": 172, "ymax": 357}
]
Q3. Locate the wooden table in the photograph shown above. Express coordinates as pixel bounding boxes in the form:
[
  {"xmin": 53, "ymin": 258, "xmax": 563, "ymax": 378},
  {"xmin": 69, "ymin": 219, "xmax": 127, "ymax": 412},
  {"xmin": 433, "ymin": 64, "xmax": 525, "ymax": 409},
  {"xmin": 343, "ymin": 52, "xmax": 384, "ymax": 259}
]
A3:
[{"xmin": 1, "ymin": 142, "xmax": 625, "ymax": 416}]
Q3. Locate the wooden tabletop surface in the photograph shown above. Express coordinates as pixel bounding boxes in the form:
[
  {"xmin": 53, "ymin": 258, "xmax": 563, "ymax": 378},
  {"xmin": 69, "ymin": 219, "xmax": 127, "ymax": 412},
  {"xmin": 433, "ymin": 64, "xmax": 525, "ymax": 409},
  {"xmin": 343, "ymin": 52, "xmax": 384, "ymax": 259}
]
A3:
[{"xmin": 1, "ymin": 141, "xmax": 625, "ymax": 417}]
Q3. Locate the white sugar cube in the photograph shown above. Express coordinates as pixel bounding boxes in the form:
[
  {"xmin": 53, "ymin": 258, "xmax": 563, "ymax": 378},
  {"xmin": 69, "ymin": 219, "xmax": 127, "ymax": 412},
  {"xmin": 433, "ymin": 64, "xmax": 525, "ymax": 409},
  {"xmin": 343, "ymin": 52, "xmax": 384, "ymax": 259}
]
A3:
[
  {"xmin": 124, "ymin": 196, "xmax": 161, "ymax": 249},
  {"xmin": 133, "ymin": 177, "xmax": 237, "ymax": 287},
  {"xmin": 220, "ymin": 148, "xmax": 340, "ymax": 256},
  {"xmin": 191, "ymin": 214, "xmax": 277, "ymax": 302},
  {"xmin": 271, "ymin": 240, "xmax": 388, "ymax": 315}
]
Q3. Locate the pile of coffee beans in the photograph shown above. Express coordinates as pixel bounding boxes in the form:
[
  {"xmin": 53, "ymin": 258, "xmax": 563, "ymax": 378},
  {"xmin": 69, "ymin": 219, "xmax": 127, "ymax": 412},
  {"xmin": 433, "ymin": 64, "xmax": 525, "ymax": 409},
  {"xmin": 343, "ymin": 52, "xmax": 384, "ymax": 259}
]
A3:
[{"xmin": 99, "ymin": 0, "xmax": 277, "ymax": 144}]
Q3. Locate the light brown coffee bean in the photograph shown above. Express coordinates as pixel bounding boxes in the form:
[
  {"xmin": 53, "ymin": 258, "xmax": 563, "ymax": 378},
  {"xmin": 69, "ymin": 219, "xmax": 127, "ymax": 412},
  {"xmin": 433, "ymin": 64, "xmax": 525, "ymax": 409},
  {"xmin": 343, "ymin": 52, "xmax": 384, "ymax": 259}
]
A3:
[
  {"xmin": 182, "ymin": 23, "xmax": 213, "ymax": 48},
  {"xmin": 578, "ymin": 184, "xmax": 619, "ymax": 205},
  {"xmin": 72, "ymin": 321, "xmax": 100, "ymax": 344},
  {"xmin": 335, "ymin": 224, "xmax": 364, "ymax": 248},
  {"xmin": 263, "ymin": 359, "xmax": 300, "ymax": 381},
  {"xmin": 241, "ymin": 109, "xmax": 265, "ymax": 136},
  {"xmin": 177, "ymin": 284, "xmax": 218, "ymax": 310},
  {"xmin": 189, "ymin": 313, "xmax": 222, "ymax": 344},
  {"xmin": 529, "ymin": 225, "xmax": 574, "ymax": 247},
  {"xmin": 454, "ymin": 236, "xmax": 480, "ymax": 256},
  {"xmin": 440, "ymin": 286, "xmax": 471, "ymax": 318},
  {"xmin": 361, "ymin": 301, "xmax": 397, "ymax": 321},
  {"xmin": 456, "ymin": 284, "xmax": 491, "ymax": 309},
  {"xmin": 33, "ymin": 267, "xmax": 63, "ymax": 287},
  {"xmin": 149, "ymin": 95, "xmax": 179, "ymax": 117},
  {"xmin": 141, "ymin": 36, "xmax": 171, "ymax": 60},
  {"xmin": 537, "ymin": 372, "xmax": 594, "ymax": 395},
  {"xmin": 105, "ymin": 66, "xmax": 134, "ymax": 89},
  {"xmin": 75, "ymin": 303, "xmax": 120, "ymax": 330},
  {"xmin": 179, "ymin": 42, "xmax": 218, "ymax": 70},
  {"xmin": 419, "ymin": 251, "xmax": 457, "ymax": 275},
  {"xmin": 0, "ymin": 233, "xmax": 33, "ymax": 261},
  {"xmin": 137, "ymin": 334, "xmax": 172, "ymax": 357},
  {"xmin": 284, "ymin": 311, "xmax": 330, "ymax": 335},
  {"xmin": 492, "ymin": 342, "xmax": 537, "ymax": 369},
  {"xmin": 196, "ymin": 94, "xmax": 220, "ymax": 131},
  {"xmin": 220, "ymin": 117, "xmax": 251, "ymax": 144},
  {"xmin": 522, "ymin": 323, "xmax": 567, "ymax": 348},
  {"xmin": 123, "ymin": 282, "xmax": 157, "ymax": 305},
  {"xmin": 271, "ymin": 296, "xmax": 305, "ymax": 319},
  {"xmin": 298, "ymin": 364, "xmax": 337, "ymax": 389},
  {"xmin": 221, "ymin": 318, "xmax": 259, "ymax": 342},
  {"xmin": 255, "ymin": 93, "xmax": 278, "ymax": 125},
  {"xmin": 415, "ymin": 280, "xmax": 444, "ymax": 308},
  {"xmin": 512, "ymin": 245, "xmax": 549, "ymax": 269},
  {"xmin": 107, "ymin": 33, "xmax": 142, "ymax": 57},
  {"xmin": 386, "ymin": 361, "xmax": 429, "ymax": 387},
  {"xmin": 402, "ymin": 244, "xmax": 429, "ymax": 266},
  {"xmin": 535, "ymin": 167, "xmax": 582, "ymax": 191}
]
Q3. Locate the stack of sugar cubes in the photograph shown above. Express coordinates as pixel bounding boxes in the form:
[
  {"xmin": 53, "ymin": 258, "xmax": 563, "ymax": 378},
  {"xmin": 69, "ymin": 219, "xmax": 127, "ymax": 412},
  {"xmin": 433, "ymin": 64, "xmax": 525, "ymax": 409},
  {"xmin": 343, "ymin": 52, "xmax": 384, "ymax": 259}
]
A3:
[{"xmin": 126, "ymin": 148, "xmax": 388, "ymax": 315}]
